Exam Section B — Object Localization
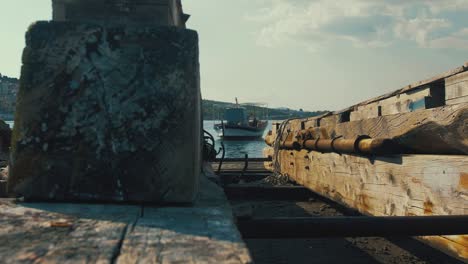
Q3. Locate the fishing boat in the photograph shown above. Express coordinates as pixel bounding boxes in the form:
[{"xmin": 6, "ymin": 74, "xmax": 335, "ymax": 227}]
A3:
[{"xmin": 214, "ymin": 99, "xmax": 268, "ymax": 140}]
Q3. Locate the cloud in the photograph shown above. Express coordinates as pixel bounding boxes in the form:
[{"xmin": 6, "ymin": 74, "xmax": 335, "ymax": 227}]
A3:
[
  {"xmin": 393, "ymin": 16, "xmax": 451, "ymax": 47},
  {"xmin": 247, "ymin": 0, "xmax": 468, "ymax": 50},
  {"xmin": 429, "ymin": 27, "xmax": 468, "ymax": 49}
]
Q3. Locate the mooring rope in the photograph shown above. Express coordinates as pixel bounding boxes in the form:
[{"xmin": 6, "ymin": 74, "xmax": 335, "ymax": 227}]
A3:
[{"xmin": 272, "ymin": 118, "xmax": 298, "ymax": 176}]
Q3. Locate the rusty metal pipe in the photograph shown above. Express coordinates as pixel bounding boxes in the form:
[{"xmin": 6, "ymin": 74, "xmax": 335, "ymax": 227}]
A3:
[
  {"xmin": 331, "ymin": 138, "xmax": 357, "ymax": 153},
  {"xmin": 265, "ymin": 135, "xmax": 301, "ymax": 150},
  {"xmin": 316, "ymin": 139, "xmax": 334, "ymax": 152},
  {"xmin": 282, "ymin": 141, "xmax": 301, "ymax": 150},
  {"xmin": 358, "ymin": 138, "xmax": 399, "ymax": 154},
  {"xmin": 303, "ymin": 139, "xmax": 318, "ymax": 150},
  {"xmin": 268, "ymin": 132, "xmax": 399, "ymax": 155}
]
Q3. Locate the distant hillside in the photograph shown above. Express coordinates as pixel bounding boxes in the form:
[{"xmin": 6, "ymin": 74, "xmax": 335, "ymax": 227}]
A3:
[
  {"xmin": 0, "ymin": 74, "xmax": 19, "ymax": 120},
  {"xmin": 0, "ymin": 75, "xmax": 327, "ymax": 121},
  {"xmin": 203, "ymin": 99, "xmax": 327, "ymax": 120}
]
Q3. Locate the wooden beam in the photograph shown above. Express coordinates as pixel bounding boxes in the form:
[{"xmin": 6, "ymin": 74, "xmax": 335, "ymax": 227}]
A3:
[
  {"xmin": 272, "ymin": 149, "xmax": 468, "ymax": 260},
  {"xmin": 331, "ymin": 63, "xmax": 467, "ymax": 115},
  {"xmin": 0, "ymin": 201, "xmax": 140, "ymax": 263},
  {"xmin": 116, "ymin": 174, "xmax": 252, "ymax": 263},
  {"xmin": 274, "ymin": 65, "xmax": 467, "ymax": 125},
  {"xmin": 281, "ymin": 104, "xmax": 468, "ymax": 155},
  {"xmin": 0, "ymin": 173, "xmax": 253, "ymax": 263},
  {"xmin": 117, "ymin": 206, "xmax": 251, "ymax": 263},
  {"xmin": 446, "ymin": 71, "xmax": 468, "ymax": 105}
]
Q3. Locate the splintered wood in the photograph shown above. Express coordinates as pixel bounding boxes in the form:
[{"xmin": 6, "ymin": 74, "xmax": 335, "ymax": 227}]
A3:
[
  {"xmin": 0, "ymin": 177, "xmax": 252, "ymax": 263},
  {"xmin": 265, "ymin": 62, "xmax": 468, "ymax": 261}
]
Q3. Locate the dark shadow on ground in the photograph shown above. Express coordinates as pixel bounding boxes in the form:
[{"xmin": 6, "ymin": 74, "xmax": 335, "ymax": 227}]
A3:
[{"xmin": 230, "ymin": 199, "xmax": 464, "ymax": 264}]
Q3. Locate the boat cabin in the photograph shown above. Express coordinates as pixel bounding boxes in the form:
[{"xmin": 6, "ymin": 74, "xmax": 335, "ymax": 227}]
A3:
[{"xmin": 225, "ymin": 107, "xmax": 248, "ymax": 126}]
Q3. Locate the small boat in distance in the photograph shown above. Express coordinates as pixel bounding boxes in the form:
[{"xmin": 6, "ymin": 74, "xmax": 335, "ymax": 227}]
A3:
[{"xmin": 214, "ymin": 99, "xmax": 268, "ymax": 140}]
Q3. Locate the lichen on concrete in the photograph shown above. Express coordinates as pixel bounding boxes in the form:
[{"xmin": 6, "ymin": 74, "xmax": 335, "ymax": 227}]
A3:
[{"xmin": 9, "ymin": 21, "xmax": 201, "ymax": 203}]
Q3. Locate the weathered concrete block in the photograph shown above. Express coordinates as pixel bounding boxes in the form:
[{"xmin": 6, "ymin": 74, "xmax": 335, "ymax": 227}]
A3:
[
  {"xmin": 52, "ymin": 0, "xmax": 188, "ymax": 27},
  {"xmin": 9, "ymin": 21, "xmax": 201, "ymax": 203}
]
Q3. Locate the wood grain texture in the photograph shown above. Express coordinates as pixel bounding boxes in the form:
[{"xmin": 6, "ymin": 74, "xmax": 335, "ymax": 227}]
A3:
[
  {"xmin": 117, "ymin": 207, "xmax": 251, "ymax": 264},
  {"xmin": 350, "ymin": 87, "xmax": 433, "ymax": 121},
  {"xmin": 283, "ymin": 104, "xmax": 468, "ymax": 155},
  {"xmin": 333, "ymin": 63, "xmax": 466, "ymax": 115},
  {"xmin": 0, "ymin": 171, "xmax": 252, "ymax": 263},
  {"xmin": 117, "ymin": 174, "xmax": 252, "ymax": 264},
  {"xmin": 292, "ymin": 63, "xmax": 466, "ymax": 122},
  {"xmin": 271, "ymin": 149, "xmax": 468, "ymax": 260},
  {"xmin": 446, "ymin": 71, "xmax": 468, "ymax": 105},
  {"xmin": 447, "ymin": 95, "xmax": 468, "ymax": 105},
  {"xmin": 265, "ymin": 62, "xmax": 468, "ymax": 261},
  {"xmin": 0, "ymin": 201, "xmax": 140, "ymax": 263}
]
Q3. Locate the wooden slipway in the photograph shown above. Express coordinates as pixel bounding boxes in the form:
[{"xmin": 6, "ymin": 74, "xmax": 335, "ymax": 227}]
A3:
[
  {"xmin": 0, "ymin": 173, "xmax": 252, "ymax": 263},
  {"xmin": 265, "ymin": 62, "xmax": 468, "ymax": 261}
]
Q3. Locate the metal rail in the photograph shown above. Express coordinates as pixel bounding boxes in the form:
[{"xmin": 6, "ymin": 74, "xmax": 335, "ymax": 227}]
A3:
[
  {"xmin": 225, "ymin": 185, "xmax": 313, "ymax": 201},
  {"xmin": 237, "ymin": 215, "xmax": 468, "ymax": 238},
  {"xmin": 214, "ymin": 157, "xmax": 272, "ymax": 162}
]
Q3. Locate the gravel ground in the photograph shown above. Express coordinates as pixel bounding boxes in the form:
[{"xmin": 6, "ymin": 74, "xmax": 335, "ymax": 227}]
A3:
[{"xmin": 231, "ymin": 198, "xmax": 464, "ymax": 264}]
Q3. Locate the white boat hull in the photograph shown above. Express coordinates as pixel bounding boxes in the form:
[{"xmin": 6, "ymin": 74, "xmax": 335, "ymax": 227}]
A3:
[{"xmin": 217, "ymin": 127, "xmax": 265, "ymax": 139}]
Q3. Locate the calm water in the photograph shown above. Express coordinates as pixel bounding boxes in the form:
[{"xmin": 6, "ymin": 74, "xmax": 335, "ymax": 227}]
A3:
[
  {"xmin": 4, "ymin": 120, "xmax": 270, "ymax": 159},
  {"xmin": 204, "ymin": 120, "xmax": 271, "ymax": 158}
]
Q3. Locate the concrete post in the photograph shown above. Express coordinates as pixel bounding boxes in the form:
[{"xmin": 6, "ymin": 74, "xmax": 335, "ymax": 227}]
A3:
[
  {"xmin": 8, "ymin": 0, "xmax": 201, "ymax": 203},
  {"xmin": 52, "ymin": 0, "xmax": 189, "ymax": 27}
]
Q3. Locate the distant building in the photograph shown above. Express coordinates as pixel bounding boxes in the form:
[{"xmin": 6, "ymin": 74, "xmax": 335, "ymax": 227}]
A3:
[
  {"xmin": 0, "ymin": 75, "xmax": 19, "ymax": 116},
  {"xmin": 52, "ymin": 0, "xmax": 190, "ymax": 28}
]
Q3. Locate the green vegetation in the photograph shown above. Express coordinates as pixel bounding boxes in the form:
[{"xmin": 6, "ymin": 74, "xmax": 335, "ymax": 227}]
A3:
[{"xmin": 203, "ymin": 99, "xmax": 328, "ymax": 120}]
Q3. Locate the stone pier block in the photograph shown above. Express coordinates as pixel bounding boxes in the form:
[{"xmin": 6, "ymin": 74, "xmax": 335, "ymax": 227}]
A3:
[
  {"xmin": 9, "ymin": 21, "xmax": 201, "ymax": 203},
  {"xmin": 52, "ymin": 0, "xmax": 189, "ymax": 28}
]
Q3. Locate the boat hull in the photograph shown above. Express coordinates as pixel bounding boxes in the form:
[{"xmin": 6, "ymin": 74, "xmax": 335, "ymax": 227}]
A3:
[{"xmin": 215, "ymin": 125, "xmax": 266, "ymax": 139}]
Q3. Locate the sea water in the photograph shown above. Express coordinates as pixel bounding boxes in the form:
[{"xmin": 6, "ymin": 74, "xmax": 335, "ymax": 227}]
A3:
[{"xmin": 203, "ymin": 120, "xmax": 271, "ymax": 158}]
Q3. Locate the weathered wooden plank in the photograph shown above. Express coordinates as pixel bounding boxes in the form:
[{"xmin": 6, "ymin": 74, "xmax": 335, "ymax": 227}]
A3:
[
  {"xmin": 404, "ymin": 65, "xmax": 466, "ymax": 93},
  {"xmin": 446, "ymin": 81, "xmax": 468, "ymax": 100},
  {"xmin": 349, "ymin": 87, "xmax": 435, "ymax": 121},
  {"xmin": 0, "ymin": 201, "xmax": 140, "ymax": 263},
  {"xmin": 272, "ymin": 150, "xmax": 468, "ymax": 260},
  {"xmin": 446, "ymin": 71, "xmax": 468, "ymax": 103},
  {"xmin": 281, "ymin": 104, "xmax": 468, "ymax": 155},
  {"xmin": 0, "ymin": 168, "xmax": 252, "ymax": 263},
  {"xmin": 447, "ymin": 95, "xmax": 468, "ymax": 105},
  {"xmin": 213, "ymin": 162, "xmax": 268, "ymax": 171},
  {"xmin": 116, "ymin": 173, "xmax": 252, "ymax": 264},
  {"xmin": 117, "ymin": 207, "xmax": 251, "ymax": 264},
  {"xmin": 333, "ymin": 63, "xmax": 467, "ymax": 116},
  {"xmin": 446, "ymin": 70, "xmax": 468, "ymax": 88}
]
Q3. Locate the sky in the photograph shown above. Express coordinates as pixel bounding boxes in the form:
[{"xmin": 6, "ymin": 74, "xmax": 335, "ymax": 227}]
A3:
[{"xmin": 0, "ymin": 0, "xmax": 467, "ymax": 111}]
